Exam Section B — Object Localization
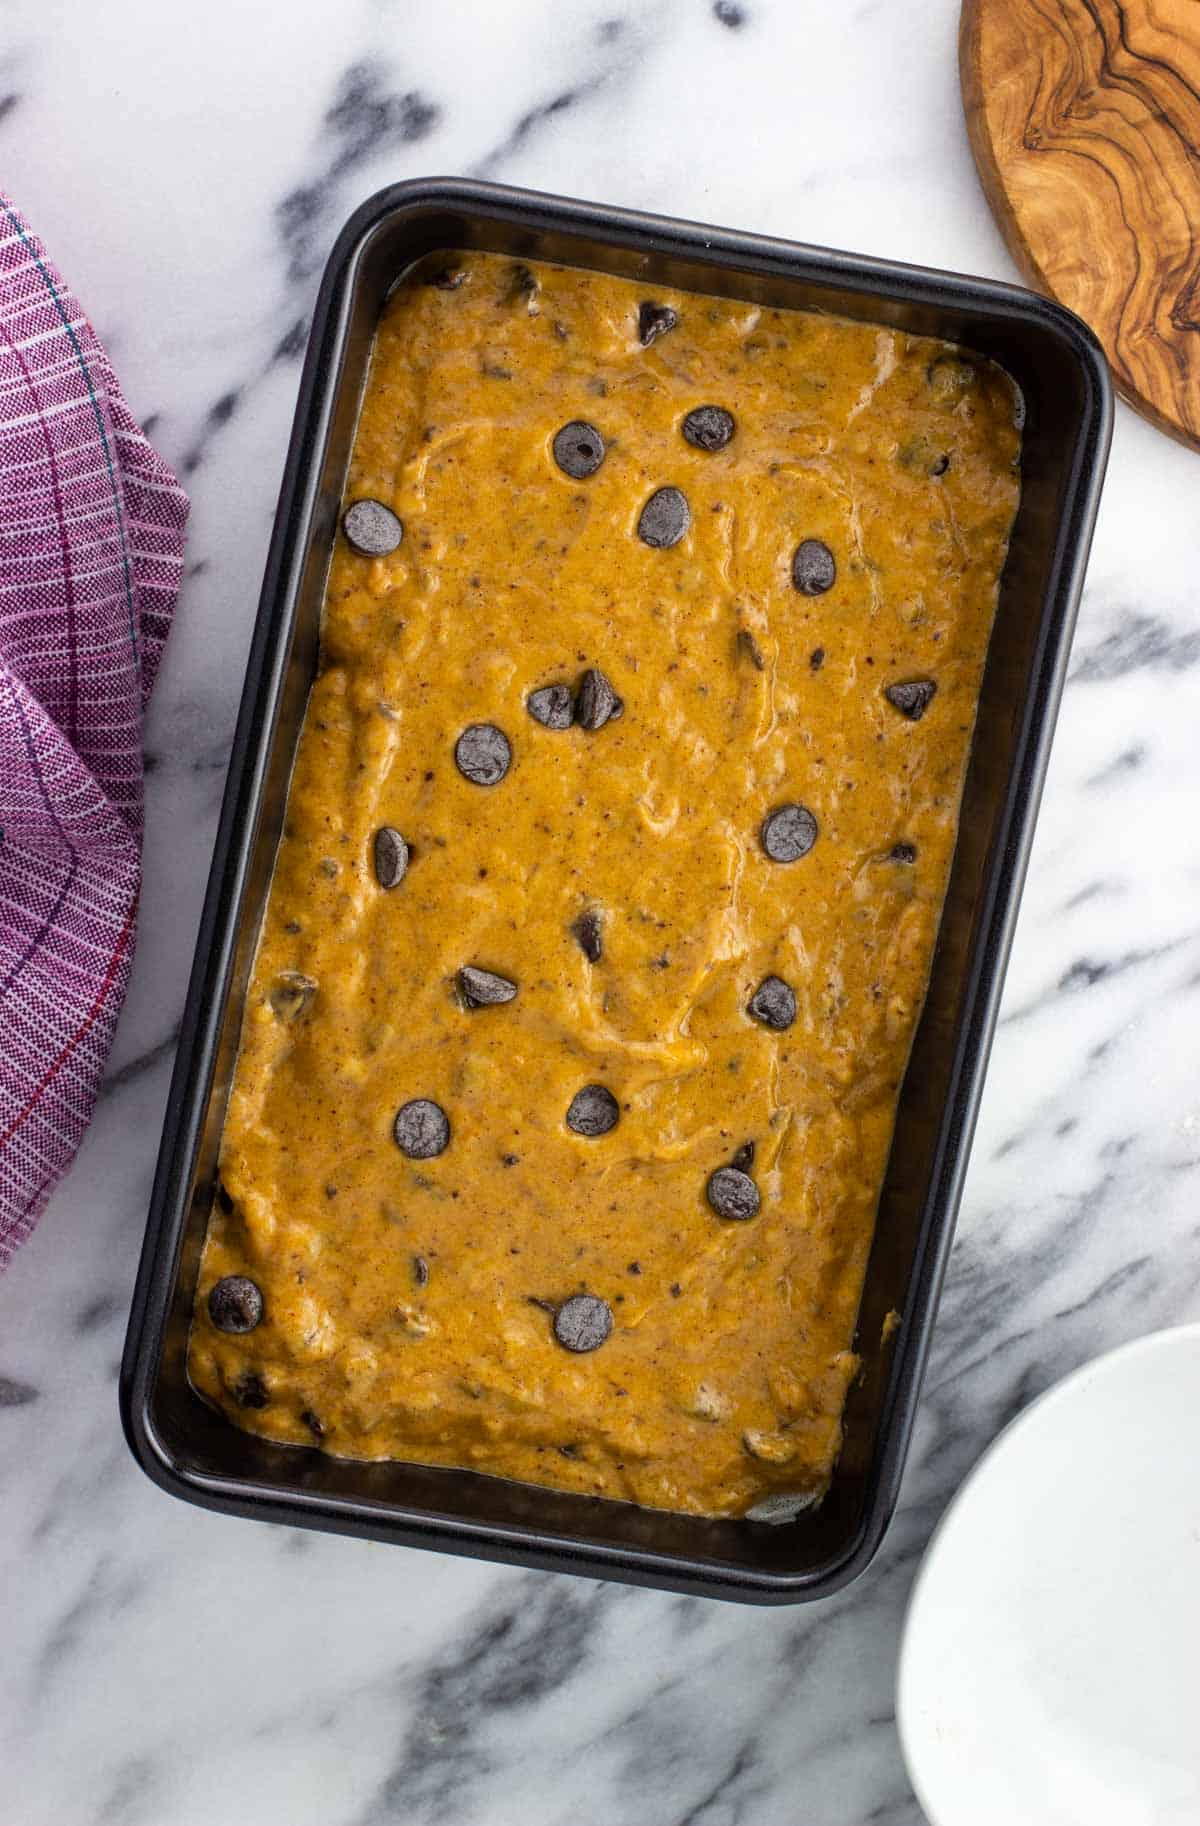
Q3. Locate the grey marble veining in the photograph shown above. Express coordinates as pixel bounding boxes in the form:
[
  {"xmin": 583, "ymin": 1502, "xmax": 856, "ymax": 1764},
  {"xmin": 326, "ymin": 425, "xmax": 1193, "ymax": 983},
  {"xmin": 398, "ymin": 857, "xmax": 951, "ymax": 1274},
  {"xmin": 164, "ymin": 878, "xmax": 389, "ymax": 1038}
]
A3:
[{"xmin": 3, "ymin": 1, "xmax": 1200, "ymax": 1822}]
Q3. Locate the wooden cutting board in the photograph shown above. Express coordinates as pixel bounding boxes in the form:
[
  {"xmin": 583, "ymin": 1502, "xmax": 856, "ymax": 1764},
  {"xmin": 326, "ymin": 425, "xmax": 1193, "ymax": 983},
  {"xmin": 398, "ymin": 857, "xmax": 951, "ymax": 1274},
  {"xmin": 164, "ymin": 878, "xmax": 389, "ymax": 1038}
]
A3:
[{"xmin": 961, "ymin": 0, "xmax": 1200, "ymax": 451}]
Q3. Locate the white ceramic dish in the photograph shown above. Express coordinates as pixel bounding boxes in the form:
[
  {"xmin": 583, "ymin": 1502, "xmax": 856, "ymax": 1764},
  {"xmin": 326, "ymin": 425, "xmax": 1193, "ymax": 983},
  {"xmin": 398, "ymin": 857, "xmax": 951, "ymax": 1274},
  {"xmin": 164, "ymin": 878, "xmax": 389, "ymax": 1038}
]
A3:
[{"xmin": 897, "ymin": 1322, "xmax": 1200, "ymax": 1826}]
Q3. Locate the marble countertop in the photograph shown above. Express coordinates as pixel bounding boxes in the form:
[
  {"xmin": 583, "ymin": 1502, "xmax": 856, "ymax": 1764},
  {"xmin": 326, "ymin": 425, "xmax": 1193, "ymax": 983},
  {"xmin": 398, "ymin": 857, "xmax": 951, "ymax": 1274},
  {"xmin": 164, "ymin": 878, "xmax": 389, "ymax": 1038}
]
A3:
[{"xmin": 4, "ymin": 2, "xmax": 1199, "ymax": 1821}]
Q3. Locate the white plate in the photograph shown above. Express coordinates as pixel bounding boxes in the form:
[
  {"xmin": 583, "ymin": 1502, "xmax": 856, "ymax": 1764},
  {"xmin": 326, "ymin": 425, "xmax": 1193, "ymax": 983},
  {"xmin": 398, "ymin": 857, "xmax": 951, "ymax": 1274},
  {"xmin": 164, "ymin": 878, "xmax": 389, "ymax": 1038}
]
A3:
[{"xmin": 897, "ymin": 1323, "xmax": 1200, "ymax": 1826}]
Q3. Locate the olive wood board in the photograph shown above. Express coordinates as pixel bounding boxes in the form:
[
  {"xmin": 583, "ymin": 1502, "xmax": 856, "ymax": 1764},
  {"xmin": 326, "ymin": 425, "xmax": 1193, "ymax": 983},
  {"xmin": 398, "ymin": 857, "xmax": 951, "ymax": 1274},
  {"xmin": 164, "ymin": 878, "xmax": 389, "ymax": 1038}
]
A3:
[{"xmin": 961, "ymin": 0, "xmax": 1200, "ymax": 451}]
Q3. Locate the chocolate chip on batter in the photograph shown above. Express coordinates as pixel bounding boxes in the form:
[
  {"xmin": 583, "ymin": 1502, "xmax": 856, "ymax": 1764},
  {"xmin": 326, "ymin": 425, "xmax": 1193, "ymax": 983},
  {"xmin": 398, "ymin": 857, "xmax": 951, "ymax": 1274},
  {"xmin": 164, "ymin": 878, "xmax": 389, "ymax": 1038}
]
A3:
[
  {"xmin": 342, "ymin": 498, "xmax": 403, "ymax": 557},
  {"xmin": 527, "ymin": 683, "xmax": 574, "ymax": 729},
  {"xmin": 233, "ymin": 1371, "xmax": 269, "ymax": 1409},
  {"xmin": 706, "ymin": 1166, "xmax": 761, "ymax": 1221},
  {"xmin": 510, "ymin": 263, "xmax": 540, "ymax": 311},
  {"xmin": 553, "ymin": 420, "xmax": 606, "ymax": 479},
  {"xmin": 566, "ymin": 1084, "xmax": 620, "ymax": 1137},
  {"xmin": 575, "ymin": 667, "xmax": 620, "ymax": 730},
  {"xmin": 458, "ymin": 965, "xmax": 518, "ymax": 1007},
  {"xmin": 884, "ymin": 678, "xmax": 937, "ymax": 721},
  {"xmin": 572, "ymin": 908, "xmax": 604, "ymax": 962},
  {"xmin": 760, "ymin": 803, "xmax": 818, "ymax": 863},
  {"xmin": 412, "ymin": 1255, "xmax": 430, "ymax": 1287},
  {"xmin": 428, "ymin": 265, "xmax": 467, "ymax": 290},
  {"xmin": 730, "ymin": 1140, "xmax": 756, "ymax": 1173},
  {"xmin": 455, "ymin": 723, "xmax": 512, "ymax": 785},
  {"xmin": 638, "ymin": 487, "xmax": 691, "ymax": 548},
  {"xmin": 208, "ymin": 1275, "xmax": 263, "ymax": 1334},
  {"xmin": 268, "ymin": 970, "xmax": 317, "ymax": 1020},
  {"xmin": 748, "ymin": 975, "xmax": 796, "ymax": 1030},
  {"xmin": 682, "ymin": 404, "xmax": 736, "ymax": 451},
  {"xmin": 301, "ymin": 1408, "xmax": 325, "ymax": 1439},
  {"xmin": 737, "ymin": 628, "xmax": 765, "ymax": 671},
  {"xmin": 889, "ymin": 841, "xmax": 917, "ymax": 863},
  {"xmin": 553, "ymin": 1293, "xmax": 614, "ymax": 1353},
  {"xmin": 394, "ymin": 1098, "xmax": 451, "ymax": 1159},
  {"xmin": 638, "ymin": 301, "xmax": 678, "ymax": 345},
  {"xmin": 791, "ymin": 538, "xmax": 836, "ymax": 595},
  {"xmin": 809, "ymin": 647, "xmax": 825, "ymax": 671},
  {"xmin": 929, "ymin": 453, "xmax": 951, "ymax": 477},
  {"xmin": 374, "ymin": 826, "xmax": 409, "ymax": 889}
]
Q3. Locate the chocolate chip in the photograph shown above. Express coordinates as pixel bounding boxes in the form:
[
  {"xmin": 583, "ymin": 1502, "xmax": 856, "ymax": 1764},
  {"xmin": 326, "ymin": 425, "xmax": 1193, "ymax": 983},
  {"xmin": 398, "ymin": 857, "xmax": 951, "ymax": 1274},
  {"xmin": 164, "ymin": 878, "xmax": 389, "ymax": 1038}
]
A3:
[
  {"xmin": 638, "ymin": 301, "xmax": 678, "ymax": 345},
  {"xmin": 791, "ymin": 539, "xmax": 836, "ymax": 595},
  {"xmin": 374, "ymin": 826, "xmax": 409, "ymax": 888},
  {"xmin": 208, "ymin": 1276, "xmax": 263, "ymax": 1334},
  {"xmin": 682, "ymin": 405, "xmax": 735, "ymax": 451},
  {"xmin": 572, "ymin": 909, "xmax": 604, "ymax": 962},
  {"xmin": 730, "ymin": 1140, "xmax": 756, "ymax": 1172},
  {"xmin": 412, "ymin": 1255, "xmax": 430, "ymax": 1287},
  {"xmin": 458, "ymin": 965, "xmax": 518, "ymax": 1007},
  {"xmin": 268, "ymin": 971, "xmax": 317, "ymax": 1019},
  {"xmin": 575, "ymin": 668, "xmax": 620, "ymax": 730},
  {"xmin": 394, "ymin": 1099, "xmax": 450, "ymax": 1159},
  {"xmin": 929, "ymin": 453, "xmax": 951, "ymax": 477},
  {"xmin": 510, "ymin": 263, "xmax": 540, "ymax": 310},
  {"xmin": 809, "ymin": 647, "xmax": 825, "ymax": 671},
  {"xmin": 706, "ymin": 1166, "xmax": 761, "ymax": 1221},
  {"xmin": 301, "ymin": 1408, "xmax": 325, "ymax": 1438},
  {"xmin": 233, "ymin": 1372, "xmax": 269, "ymax": 1409},
  {"xmin": 737, "ymin": 628, "xmax": 765, "ymax": 671},
  {"xmin": 343, "ymin": 499, "xmax": 403, "ymax": 557},
  {"xmin": 553, "ymin": 420, "xmax": 606, "ymax": 479},
  {"xmin": 748, "ymin": 975, "xmax": 796, "ymax": 1029},
  {"xmin": 566, "ymin": 1084, "xmax": 619, "ymax": 1137},
  {"xmin": 638, "ymin": 487, "xmax": 691, "ymax": 549},
  {"xmin": 455, "ymin": 723, "xmax": 511, "ymax": 785},
  {"xmin": 890, "ymin": 841, "xmax": 917, "ymax": 863},
  {"xmin": 760, "ymin": 803, "xmax": 818, "ymax": 862},
  {"xmin": 553, "ymin": 1294, "xmax": 614, "ymax": 1353},
  {"xmin": 528, "ymin": 683, "xmax": 574, "ymax": 729},
  {"xmin": 428, "ymin": 266, "xmax": 467, "ymax": 290},
  {"xmin": 884, "ymin": 679, "xmax": 937, "ymax": 721}
]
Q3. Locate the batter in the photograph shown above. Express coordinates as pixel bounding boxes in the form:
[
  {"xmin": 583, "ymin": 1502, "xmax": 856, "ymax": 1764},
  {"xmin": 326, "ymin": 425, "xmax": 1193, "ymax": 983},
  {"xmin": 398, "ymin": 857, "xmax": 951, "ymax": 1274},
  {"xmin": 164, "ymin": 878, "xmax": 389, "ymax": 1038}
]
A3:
[{"xmin": 188, "ymin": 251, "xmax": 1020, "ymax": 1518}]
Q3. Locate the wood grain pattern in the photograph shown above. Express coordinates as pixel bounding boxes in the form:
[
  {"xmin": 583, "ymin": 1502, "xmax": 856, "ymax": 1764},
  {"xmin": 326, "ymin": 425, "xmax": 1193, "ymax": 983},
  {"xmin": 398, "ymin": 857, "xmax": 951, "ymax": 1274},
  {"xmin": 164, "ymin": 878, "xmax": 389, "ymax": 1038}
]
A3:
[{"xmin": 961, "ymin": 0, "xmax": 1200, "ymax": 450}]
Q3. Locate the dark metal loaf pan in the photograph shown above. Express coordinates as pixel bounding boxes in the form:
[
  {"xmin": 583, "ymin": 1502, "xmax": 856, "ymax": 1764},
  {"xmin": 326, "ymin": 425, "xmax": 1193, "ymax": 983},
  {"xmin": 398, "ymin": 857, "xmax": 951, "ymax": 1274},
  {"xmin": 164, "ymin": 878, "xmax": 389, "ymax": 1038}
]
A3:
[{"xmin": 120, "ymin": 179, "xmax": 1111, "ymax": 1603}]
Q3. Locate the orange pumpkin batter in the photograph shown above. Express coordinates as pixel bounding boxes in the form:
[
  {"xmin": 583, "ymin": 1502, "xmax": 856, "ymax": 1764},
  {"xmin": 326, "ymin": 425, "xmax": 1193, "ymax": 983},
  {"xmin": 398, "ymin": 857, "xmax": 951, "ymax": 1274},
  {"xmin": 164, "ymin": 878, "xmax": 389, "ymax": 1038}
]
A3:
[{"xmin": 188, "ymin": 251, "xmax": 1020, "ymax": 1518}]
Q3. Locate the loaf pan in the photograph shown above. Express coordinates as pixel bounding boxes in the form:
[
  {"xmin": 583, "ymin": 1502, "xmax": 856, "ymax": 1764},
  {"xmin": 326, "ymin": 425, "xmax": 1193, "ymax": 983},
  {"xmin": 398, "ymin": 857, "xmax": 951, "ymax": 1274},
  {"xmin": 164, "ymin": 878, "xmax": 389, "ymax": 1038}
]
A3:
[{"xmin": 121, "ymin": 178, "xmax": 1111, "ymax": 1603}]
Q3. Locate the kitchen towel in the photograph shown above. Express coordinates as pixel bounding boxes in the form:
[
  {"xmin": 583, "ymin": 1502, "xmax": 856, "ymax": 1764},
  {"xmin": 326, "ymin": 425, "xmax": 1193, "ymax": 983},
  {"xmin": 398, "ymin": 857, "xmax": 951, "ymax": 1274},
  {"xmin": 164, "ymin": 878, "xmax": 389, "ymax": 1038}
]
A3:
[{"xmin": 0, "ymin": 193, "xmax": 188, "ymax": 1270}]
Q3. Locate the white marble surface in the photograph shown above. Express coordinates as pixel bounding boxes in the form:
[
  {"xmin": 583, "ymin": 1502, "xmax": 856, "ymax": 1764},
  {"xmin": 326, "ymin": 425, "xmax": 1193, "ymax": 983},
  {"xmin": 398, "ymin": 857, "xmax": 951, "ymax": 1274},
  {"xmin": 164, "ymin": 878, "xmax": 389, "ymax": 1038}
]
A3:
[{"xmin": 2, "ymin": 2, "xmax": 1199, "ymax": 1821}]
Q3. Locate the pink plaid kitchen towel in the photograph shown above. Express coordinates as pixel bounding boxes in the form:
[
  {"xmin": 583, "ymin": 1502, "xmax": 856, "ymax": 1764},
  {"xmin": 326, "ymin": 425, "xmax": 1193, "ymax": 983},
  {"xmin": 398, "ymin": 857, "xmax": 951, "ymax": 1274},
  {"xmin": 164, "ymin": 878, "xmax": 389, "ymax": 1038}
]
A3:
[{"xmin": 0, "ymin": 194, "xmax": 188, "ymax": 1270}]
